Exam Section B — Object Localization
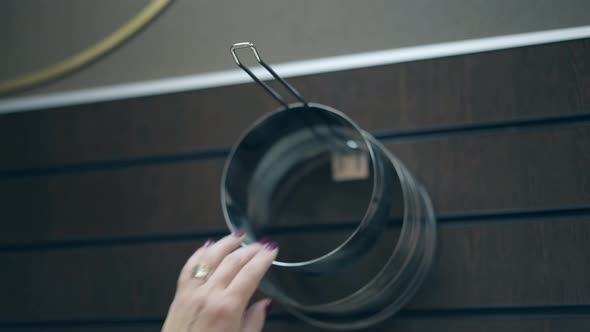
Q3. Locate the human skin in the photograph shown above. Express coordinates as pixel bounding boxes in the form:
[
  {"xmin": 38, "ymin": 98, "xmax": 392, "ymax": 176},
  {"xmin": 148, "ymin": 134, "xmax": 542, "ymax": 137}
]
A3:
[{"xmin": 162, "ymin": 232, "xmax": 277, "ymax": 332}]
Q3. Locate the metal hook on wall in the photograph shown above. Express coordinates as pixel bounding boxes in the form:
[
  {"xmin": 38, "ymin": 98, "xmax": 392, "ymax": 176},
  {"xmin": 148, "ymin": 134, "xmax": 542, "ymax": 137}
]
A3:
[{"xmin": 231, "ymin": 42, "xmax": 307, "ymax": 108}]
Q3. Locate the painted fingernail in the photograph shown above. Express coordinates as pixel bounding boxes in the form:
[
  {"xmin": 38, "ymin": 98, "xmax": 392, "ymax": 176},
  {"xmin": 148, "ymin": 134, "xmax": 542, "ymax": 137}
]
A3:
[
  {"xmin": 264, "ymin": 241, "xmax": 278, "ymax": 251},
  {"xmin": 233, "ymin": 229, "xmax": 245, "ymax": 237},
  {"xmin": 265, "ymin": 299, "xmax": 273, "ymax": 316},
  {"xmin": 258, "ymin": 239, "xmax": 269, "ymax": 245},
  {"xmin": 203, "ymin": 239, "xmax": 215, "ymax": 247}
]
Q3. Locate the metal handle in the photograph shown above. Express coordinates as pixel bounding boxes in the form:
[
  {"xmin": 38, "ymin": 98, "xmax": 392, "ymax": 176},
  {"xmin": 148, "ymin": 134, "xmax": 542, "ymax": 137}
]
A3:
[{"xmin": 230, "ymin": 42, "xmax": 307, "ymax": 108}]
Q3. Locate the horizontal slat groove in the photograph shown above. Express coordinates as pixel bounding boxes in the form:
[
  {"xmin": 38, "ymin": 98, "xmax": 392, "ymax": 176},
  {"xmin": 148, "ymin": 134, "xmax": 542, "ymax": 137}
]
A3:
[
  {"xmin": 1, "ymin": 124, "xmax": 588, "ymax": 245},
  {"xmin": 2, "ymin": 304, "xmax": 590, "ymax": 328},
  {"xmin": 0, "ymin": 112, "xmax": 589, "ymax": 179},
  {"xmin": 1, "ymin": 217, "xmax": 588, "ymax": 320},
  {"xmin": 374, "ymin": 111, "xmax": 590, "ymax": 142},
  {"xmin": 0, "ymin": 148, "xmax": 230, "ymax": 179},
  {"xmin": 2, "ymin": 39, "xmax": 589, "ymax": 172},
  {"xmin": 0, "ymin": 206, "xmax": 588, "ymax": 253}
]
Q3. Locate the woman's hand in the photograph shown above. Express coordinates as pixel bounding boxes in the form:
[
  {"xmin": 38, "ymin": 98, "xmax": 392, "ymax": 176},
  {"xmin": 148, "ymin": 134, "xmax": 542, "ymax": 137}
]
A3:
[{"xmin": 162, "ymin": 232, "xmax": 278, "ymax": 332}]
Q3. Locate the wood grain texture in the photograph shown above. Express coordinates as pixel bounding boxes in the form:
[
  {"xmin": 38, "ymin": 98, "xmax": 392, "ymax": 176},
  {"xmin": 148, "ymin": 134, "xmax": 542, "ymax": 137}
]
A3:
[
  {"xmin": 265, "ymin": 318, "xmax": 590, "ymax": 332},
  {"xmin": 0, "ymin": 39, "xmax": 588, "ymax": 170},
  {"xmin": 1, "ymin": 125, "xmax": 588, "ymax": 245},
  {"xmin": 390, "ymin": 125, "xmax": 590, "ymax": 215},
  {"xmin": 1, "ymin": 218, "xmax": 589, "ymax": 322},
  {"xmin": 3, "ymin": 319, "xmax": 590, "ymax": 332}
]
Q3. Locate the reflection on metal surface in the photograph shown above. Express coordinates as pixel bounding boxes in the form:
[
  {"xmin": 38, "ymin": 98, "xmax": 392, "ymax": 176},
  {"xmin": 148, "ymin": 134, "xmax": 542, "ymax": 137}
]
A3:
[{"xmin": 221, "ymin": 43, "xmax": 437, "ymax": 330}]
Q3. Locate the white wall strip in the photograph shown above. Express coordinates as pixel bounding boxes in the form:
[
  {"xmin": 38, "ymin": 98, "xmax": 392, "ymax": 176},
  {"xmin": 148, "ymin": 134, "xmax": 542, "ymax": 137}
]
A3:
[{"xmin": 1, "ymin": 25, "xmax": 590, "ymax": 114}]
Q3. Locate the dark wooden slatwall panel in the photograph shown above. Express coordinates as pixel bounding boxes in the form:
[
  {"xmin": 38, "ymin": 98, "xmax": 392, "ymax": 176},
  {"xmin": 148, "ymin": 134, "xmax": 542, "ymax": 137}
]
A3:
[
  {"xmin": 4, "ymin": 319, "xmax": 590, "ymax": 332},
  {"xmin": 0, "ymin": 39, "xmax": 588, "ymax": 171},
  {"xmin": 0, "ymin": 39, "xmax": 589, "ymax": 331},
  {"xmin": 268, "ymin": 319, "xmax": 590, "ymax": 332},
  {"xmin": 1, "ymin": 218, "xmax": 589, "ymax": 321},
  {"xmin": 1, "ymin": 126, "xmax": 589, "ymax": 245}
]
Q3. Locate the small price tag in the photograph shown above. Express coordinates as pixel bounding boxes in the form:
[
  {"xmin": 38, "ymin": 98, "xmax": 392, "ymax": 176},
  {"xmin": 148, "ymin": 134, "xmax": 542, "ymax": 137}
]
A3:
[{"xmin": 331, "ymin": 150, "xmax": 370, "ymax": 181}]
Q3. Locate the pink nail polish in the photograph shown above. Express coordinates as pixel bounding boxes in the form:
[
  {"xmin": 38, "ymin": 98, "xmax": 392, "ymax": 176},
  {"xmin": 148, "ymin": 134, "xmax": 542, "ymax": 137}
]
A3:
[
  {"xmin": 265, "ymin": 300, "xmax": 273, "ymax": 315},
  {"xmin": 258, "ymin": 239, "xmax": 269, "ymax": 245},
  {"xmin": 264, "ymin": 241, "xmax": 278, "ymax": 251},
  {"xmin": 233, "ymin": 229, "xmax": 245, "ymax": 237},
  {"xmin": 203, "ymin": 239, "xmax": 214, "ymax": 247}
]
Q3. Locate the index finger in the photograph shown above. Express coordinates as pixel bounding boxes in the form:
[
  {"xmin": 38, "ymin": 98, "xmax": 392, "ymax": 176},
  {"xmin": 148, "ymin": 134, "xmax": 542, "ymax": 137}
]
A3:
[{"xmin": 226, "ymin": 241, "xmax": 278, "ymax": 304}]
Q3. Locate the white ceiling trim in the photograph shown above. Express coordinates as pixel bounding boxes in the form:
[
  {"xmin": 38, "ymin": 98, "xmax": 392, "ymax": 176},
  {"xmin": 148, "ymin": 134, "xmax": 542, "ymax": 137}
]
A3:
[{"xmin": 1, "ymin": 25, "xmax": 590, "ymax": 114}]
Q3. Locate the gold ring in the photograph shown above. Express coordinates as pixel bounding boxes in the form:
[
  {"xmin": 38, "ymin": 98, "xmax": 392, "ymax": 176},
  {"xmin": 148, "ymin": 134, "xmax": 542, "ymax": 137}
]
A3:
[{"xmin": 192, "ymin": 264, "xmax": 213, "ymax": 280}]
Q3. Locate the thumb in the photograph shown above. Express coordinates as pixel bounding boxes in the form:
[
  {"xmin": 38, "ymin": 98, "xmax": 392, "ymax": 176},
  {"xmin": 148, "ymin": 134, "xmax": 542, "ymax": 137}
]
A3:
[{"xmin": 241, "ymin": 298, "xmax": 272, "ymax": 332}]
